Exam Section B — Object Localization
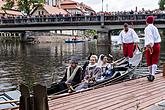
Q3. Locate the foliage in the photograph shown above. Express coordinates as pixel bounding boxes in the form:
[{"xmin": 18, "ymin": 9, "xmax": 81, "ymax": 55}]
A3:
[
  {"xmin": 2, "ymin": 0, "xmax": 14, "ymax": 9},
  {"xmin": 85, "ymin": 30, "xmax": 97, "ymax": 36},
  {"xmin": 159, "ymin": 0, "xmax": 165, "ymax": 10},
  {"xmin": 3, "ymin": 0, "xmax": 44, "ymax": 15}
]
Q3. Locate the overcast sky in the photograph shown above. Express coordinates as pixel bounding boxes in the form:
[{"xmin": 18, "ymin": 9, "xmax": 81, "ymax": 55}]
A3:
[{"xmin": 76, "ymin": 0, "xmax": 160, "ymax": 12}]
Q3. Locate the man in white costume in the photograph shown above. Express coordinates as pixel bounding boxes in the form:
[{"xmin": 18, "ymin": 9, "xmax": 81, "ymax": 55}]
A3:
[
  {"xmin": 144, "ymin": 16, "xmax": 161, "ymax": 82},
  {"xmin": 118, "ymin": 23, "xmax": 139, "ymax": 67}
]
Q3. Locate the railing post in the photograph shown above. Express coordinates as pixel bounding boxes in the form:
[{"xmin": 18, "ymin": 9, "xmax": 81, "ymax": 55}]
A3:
[{"xmin": 163, "ymin": 63, "xmax": 165, "ymax": 77}]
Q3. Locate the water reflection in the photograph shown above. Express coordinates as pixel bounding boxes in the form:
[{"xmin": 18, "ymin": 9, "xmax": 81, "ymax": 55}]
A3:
[
  {"xmin": 0, "ymin": 42, "xmax": 92, "ymax": 92},
  {"xmin": 0, "ymin": 38, "xmax": 165, "ymax": 93}
]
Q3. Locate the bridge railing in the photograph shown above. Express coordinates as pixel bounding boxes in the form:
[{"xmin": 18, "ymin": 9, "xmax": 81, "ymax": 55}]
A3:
[{"xmin": 0, "ymin": 14, "xmax": 165, "ymax": 25}]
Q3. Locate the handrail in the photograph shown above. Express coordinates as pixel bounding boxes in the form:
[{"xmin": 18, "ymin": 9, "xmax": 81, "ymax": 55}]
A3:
[{"xmin": 0, "ymin": 13, "xmax": 165, "ymax": 25}]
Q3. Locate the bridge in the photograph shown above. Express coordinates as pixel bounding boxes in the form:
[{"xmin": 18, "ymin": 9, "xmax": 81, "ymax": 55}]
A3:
[
  {"xmin": 0, "ymin": 13, "xmax": 165, "ymax": 44},
  {"xmin": 0, "ymin": 14, "xmax": 165, "ymax": 31}
]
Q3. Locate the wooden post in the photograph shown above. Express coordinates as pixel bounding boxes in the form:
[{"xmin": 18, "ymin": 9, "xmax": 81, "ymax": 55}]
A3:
[
  {"xmin": 19, "ymin": 84, "xmax": 31, "ymax": 110},
  {"xmin": 33, "ymin": 84, "xmax": 49, "ymax": 110},
  {"xmin": 163, "ymin": 63, "xmax": 165, "ymax": 77}
]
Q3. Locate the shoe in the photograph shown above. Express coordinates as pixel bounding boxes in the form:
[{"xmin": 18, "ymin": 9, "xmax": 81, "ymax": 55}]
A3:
[{"xmin": 147, "ymin": 75, "xmax": 155, "ymax": 82}]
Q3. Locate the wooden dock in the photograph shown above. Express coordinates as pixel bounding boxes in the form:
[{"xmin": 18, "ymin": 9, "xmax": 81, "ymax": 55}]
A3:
[{"xmin": 48, "ymin": 74, "xmax": 165, "ymax": 110}]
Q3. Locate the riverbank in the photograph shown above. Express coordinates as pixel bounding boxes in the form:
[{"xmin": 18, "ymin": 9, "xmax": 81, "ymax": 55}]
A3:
[{"xmin": 29, "ymin": 35, "xmax": 86, "ymax": 43}]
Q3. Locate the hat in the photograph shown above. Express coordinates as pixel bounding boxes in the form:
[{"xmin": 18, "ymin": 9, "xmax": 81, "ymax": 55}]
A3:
[
  {"xmin": 146, "ymin": 16, "xmax": 154, "ymax": 24},
  {"xmin": 70, "ymin": 57, "xmax": 78, "ymax": 64}
]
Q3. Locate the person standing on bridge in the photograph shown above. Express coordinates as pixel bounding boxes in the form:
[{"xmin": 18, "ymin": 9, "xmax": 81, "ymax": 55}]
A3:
[
  {"xmin": 117, "ymin": 23, "xmax": 139, "ymax": 67},
  {"xmin": 144, "ymin": 16, "xmax": 161, "ymax": 82}
]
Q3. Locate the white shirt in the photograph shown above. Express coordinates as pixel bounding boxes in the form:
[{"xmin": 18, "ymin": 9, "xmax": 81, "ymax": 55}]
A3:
[
  {"xmin": 117, "ymin": 28, "xmax": 139, "ymax": 44},
  {"xmin": 144, "ymin": 24, "xmax": 161, "ymax": 47}
]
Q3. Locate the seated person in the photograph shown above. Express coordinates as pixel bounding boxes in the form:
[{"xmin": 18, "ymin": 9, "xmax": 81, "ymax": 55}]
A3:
[
  {"xmin": 102, "ymin": 55, "xmax": 128, "ymax": 79},
  {"xmin": 97, "ymin": 54, "xmax": 111, "ymax": 75},
  {"xmin": 84, "ymin": 55, "xmax": 101, "ymax": 82},
  {"xmin": 100, "ymin": 54, "xmax": 115, "ymax": 79},
  {"xmin": 75, "ymin": 55, "xmax": 101, "ymax": 91},
  {"xmin": 60, "ymin": 57, "xmax": 83, "ymax": 93}
]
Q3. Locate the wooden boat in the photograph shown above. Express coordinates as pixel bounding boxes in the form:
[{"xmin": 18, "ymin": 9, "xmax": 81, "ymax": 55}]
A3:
[
  {"xmin": 47, "ymin": 51, "xmax": 143, "ymax": 95},
  {"xmin": 0, "ymin": 90, "xmax": 20, "ymax": 109}
]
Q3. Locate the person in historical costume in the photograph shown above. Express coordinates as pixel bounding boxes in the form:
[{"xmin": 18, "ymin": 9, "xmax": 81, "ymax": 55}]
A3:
[
  {"xmin": 97, "ymin": 54, "xmax": 112, "ymax": 75},
  {"xmin": 75, "ymin": 55, "xmax": 101, "ymax": 91},
  {"xmin": 60, "ymin": 57, "xmax": 83, "ymax": 93},
  {"xmin": 144, "ymin": 16, "xmax": 161, "ymax": 82},
  {"xmin": 118, "ymin": 23, "xmax": 139, "ymax": 67},
  {"xmin": 84, "ymin": 55, "xmax": 102, "ymax": 81}
]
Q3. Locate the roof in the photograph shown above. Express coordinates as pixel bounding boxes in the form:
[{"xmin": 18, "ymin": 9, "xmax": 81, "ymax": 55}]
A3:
[
  {"xmin": 0, "ymin": 1, "xmax": 22, "ymax": 16},
  {"xmin": 44, "ymin": 4, "xmax": 67, "ymax": 15},
  {"xmin": 31, "ymin": 4, "xmax": 68, "ymax": 15},
  {"xmin": 61, "ymin": 4, "xmax": 80, "ymax": 10},
  {"xmin": 79, "ymin": 2, "xmax": 95, "ymax": 12},
  {"xmin": 61, "ymin": 0, "xmax": 77, "ymax": 5},
  {"xmin": 5, "ymin": 10, "xmax": 22, "ymax": 16},
  {"xmin": 60, "ymin": 0, "xmax": 81, "ymax": 10}
]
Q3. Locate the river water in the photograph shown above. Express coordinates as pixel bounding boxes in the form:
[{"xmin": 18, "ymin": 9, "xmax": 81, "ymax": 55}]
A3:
[{"xmin": 0, "ymin": 37, "xmax": 165, "ymax": 93}]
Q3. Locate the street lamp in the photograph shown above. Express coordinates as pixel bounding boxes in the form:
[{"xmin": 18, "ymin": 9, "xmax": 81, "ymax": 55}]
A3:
[{"xmin": 102, "ymin": 0, "xmax": 104, "ymax": 12}]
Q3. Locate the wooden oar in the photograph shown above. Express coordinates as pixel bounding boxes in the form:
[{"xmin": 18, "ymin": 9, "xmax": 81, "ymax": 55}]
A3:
[{"xmin": 0, "ymin": 100, "xmax": 19, "ymax": 105}]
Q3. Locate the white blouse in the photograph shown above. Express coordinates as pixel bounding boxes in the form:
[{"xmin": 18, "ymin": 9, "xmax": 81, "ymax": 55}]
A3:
[
  {"xmin": 118, "ymin": 28, "xmax": 139, "ymax": 44},
  {"xmin": 144, "ymin": 24, "xmax": 161, "ymax": 47}
]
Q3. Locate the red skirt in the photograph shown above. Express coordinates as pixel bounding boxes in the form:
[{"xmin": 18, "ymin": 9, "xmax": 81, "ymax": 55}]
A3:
[
  {"xmin": 145, "ymin": 43, "xmax": 160, "ymax": 66},
  {"xmin": 123, "ymin": 43, "xmax": 134, "ymax": 58}
]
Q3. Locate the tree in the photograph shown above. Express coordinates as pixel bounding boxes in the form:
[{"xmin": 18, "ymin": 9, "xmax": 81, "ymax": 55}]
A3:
[
  {"xmin": 159, "ymin": 0, "xmax": 165, "ymax": 10},
  {"xmin": 3, "ymin": 0, "xmax": 44, "ymax": 15},
  {"xmin": 2, "ymin": 0, "xmax": 14, "ymax": 9}
]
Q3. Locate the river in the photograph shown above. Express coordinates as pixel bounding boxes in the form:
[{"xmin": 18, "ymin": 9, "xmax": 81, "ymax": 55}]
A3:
[{"xmin": 0, "ymin": 37, "xmax": 165, "ymax": 93}]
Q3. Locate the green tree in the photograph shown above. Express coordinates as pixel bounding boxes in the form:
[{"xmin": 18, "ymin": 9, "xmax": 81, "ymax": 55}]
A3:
[
  {"xmin": 3, "ymin": 0, "xmax": 44, "ymax": 15},
  {"xmin": 85, "ymin": 30, "xmax": 97, "ymax": 36},
  {"xmin": 2, "ymin": 0, "xmax": 14, "ymax": 9},
  {"xmin": 159, "ymin": 0, "xmax": 165, "ymax": 10}
]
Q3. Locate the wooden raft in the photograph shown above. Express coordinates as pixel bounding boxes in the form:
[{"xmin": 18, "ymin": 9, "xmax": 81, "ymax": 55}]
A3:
[{"xmin": 48, "ymin": 74, "xmax": 165, "ymax": 110}]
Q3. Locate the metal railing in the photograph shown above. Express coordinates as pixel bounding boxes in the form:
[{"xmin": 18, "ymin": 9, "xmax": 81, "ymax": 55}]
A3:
[{"xmin": 0, "ymin": 14, "xmax": 165, "ymax": 25}]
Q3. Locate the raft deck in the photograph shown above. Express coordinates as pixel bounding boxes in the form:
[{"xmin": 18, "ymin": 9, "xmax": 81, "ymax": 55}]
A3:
[{"xmin": 49, "ymin": 74, "xmax": 165, "ymax": 110}]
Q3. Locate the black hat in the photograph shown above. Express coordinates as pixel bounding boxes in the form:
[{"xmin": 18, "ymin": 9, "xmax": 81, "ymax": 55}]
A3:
[{"xmin": 70, "ymin": 57, "xmax": 79, "ymax": 64}]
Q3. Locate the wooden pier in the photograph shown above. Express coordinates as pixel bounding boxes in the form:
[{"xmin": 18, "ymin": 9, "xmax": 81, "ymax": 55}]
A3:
[{"xmin": 48, "ymin": 74, "xmax": 165, "ymax": 110}]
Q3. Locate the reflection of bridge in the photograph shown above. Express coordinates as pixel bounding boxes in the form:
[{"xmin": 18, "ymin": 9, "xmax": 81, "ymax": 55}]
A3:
[{"xmin": 0, "ymin": 14, "xmax": 165, "ymax": 31}]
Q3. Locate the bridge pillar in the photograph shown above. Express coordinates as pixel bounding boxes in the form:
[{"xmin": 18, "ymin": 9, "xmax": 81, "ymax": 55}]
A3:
[
  {"xmin": 20, "ymin": 32, "xmax": 27, "ymax": 42},
  {"xmin": 97, "ymin": 30, "xmax": 112, "ymax": 54}
]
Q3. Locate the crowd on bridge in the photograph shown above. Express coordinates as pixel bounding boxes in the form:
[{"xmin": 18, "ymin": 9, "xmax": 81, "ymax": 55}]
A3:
[{"xmin": 0, "ymin": 8, "xmax": 165, "ymax": 24}]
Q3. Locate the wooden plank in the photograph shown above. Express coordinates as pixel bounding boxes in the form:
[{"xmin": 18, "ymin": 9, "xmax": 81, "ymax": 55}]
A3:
[
  {"xmin": 101, "ymin": 87, "xmax": 165, "ymax": 110},
  {"xmin": 50, "ymin": 75, "xmax": 162, "ymax": 105},
  {"xmin": 50, "ymin": 76, "xmax": 165, "ymax": 110},
  {"xmin": 71, "ymin": 81, "xmax": 165, "ymax": 110}
]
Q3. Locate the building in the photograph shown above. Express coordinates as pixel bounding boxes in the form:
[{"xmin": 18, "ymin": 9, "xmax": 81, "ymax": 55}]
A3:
[
  {"xmin": 45, "ymin": 0, "xmax": 64, "ymax": 7},
  {"xmin": 0, "ymin": 1, "xmax": 23, "ymax": 17},
  {"xmin": 44, "ymin": 0, "xmax": 95, "ymax": 15},
  {"xmin": 30, "ymin": 4, "xmax": 67, "ymax": 16},
  {"xmin": 79, "ymin": 2, "xmax": 95, "ymax": 15},
  {"xmin": 60, "ymin": 0, "xmax": 83, "ymax": 15}
]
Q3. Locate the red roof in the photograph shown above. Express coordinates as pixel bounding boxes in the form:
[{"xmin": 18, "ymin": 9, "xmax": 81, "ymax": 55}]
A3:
[{"xmin": 61, "ymin": 0, "xmax": 77, "ymax": 5}]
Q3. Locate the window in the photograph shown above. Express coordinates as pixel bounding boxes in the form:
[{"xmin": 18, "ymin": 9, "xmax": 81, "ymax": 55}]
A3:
[{"xmin": 38, "ymin": 11, "xmax": 40, "ymax": 15}]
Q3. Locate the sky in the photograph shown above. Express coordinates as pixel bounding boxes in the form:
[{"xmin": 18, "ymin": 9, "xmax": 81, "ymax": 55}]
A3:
[{"xmin": 76, "ymin": 0, "xmax": 160, "ymax": 12}]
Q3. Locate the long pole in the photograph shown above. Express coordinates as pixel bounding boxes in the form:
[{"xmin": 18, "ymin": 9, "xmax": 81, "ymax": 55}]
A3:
[{"xmin": 102, "ymin": 0, "xmax": 104, "ymax": 12}]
